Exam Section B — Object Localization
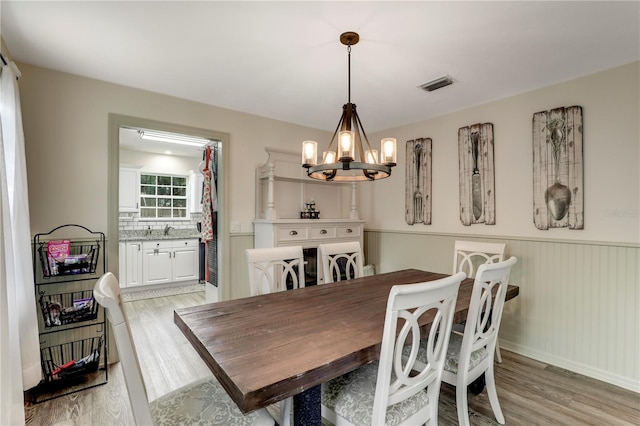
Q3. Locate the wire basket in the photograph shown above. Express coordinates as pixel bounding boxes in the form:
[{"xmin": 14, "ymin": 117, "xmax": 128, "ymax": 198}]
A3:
[
  {"xmin": 38, "ymin": 290, "xmax": 99, "ymax": 328},
  {"xmin": 40, "ymin": 335, "xmax": 104, "ymax": 383},
  {"xmin": 38, "ymin": 240, "xmax": 100, "ymax": 277}
]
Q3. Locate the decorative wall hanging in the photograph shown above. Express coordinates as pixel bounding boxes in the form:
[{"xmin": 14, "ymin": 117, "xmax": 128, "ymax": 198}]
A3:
[
  {"xmin": 405, "ymin": 138, "xmax": 432, "ymax": 225},
  {"xmin": 458, "ymin": 123, "xmax": 495, "ymax": 225},
  {"xmin": 533, "ymin": 106, "xmax": 583, "ymax": 229}
]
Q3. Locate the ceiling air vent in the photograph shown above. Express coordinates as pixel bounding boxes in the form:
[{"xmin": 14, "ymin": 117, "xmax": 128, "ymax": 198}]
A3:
[{"xmin": 419, "ymin": 75, "xmax": 454, "ymax": 92}]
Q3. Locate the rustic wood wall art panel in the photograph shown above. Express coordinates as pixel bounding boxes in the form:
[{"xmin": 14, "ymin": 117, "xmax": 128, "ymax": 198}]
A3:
[
  {"xmin": 405, "ymin": 138, "xmax": 432, "ymax": 225},
  {"xmin": 533, "ymin": 106, "xmax": 583, "ymax": 230},
  {"xmin": 458, "ymin": 123, "xmax": 495, "ymax": 226}
]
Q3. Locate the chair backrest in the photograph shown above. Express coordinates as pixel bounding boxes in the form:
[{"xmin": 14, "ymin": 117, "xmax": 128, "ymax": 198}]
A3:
[
  {"xmin": 93, "ymin": 272, "xmax": 154, "ymax": 426},
  {"xmin": 246, "ymin": 246, "xmax": 305, "ymax": 296},
  {"xmin": 459, "ymin": 257, "xmax": 517, "ymax": 371},
  {"xmin": 318, "ymin": 241, "xmax": 364, "ymax": 284},
  {"xmin": 452, "ymin": 240, "xmax": 506, "ymax": 278},
  {"xmin": 372, "ymin": 271, "xmax": 466, "ymax": 425}
]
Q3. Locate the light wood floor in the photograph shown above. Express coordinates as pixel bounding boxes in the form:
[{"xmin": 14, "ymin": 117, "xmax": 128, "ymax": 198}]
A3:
[{"xmin": 25, "ymin": 292, "xmax": 640, "ymax": 425}]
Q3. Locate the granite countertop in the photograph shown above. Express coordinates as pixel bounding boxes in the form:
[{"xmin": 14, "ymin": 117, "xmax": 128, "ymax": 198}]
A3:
[{"xmin": 119, "ymin": 228, "xmax": 201, "ymax": 242}]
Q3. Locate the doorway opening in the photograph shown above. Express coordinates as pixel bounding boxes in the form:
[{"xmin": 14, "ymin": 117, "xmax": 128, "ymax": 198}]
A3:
[{"xmin": 108, "ymin": 114, "xmax": 229, "ymax": 303}]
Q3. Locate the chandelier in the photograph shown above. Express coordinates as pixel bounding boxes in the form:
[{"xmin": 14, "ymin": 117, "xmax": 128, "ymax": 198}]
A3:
[{"xmin": 301, "ymin": 32, "xmax": 397, "ymax": 182}]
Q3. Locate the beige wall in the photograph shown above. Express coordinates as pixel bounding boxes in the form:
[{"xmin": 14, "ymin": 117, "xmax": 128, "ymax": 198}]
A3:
[
  {"xmin": 18, "ymin": 63, "xmax": 330, "ymax": 235},
  {"xmin": 364, "ymin": 61, "xmax": 640, "ymax": 245}
]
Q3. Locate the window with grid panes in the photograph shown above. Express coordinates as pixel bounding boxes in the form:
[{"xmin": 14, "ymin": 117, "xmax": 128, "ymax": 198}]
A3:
[{"xmin": 139, "ymin": 174, "xmax": 188, "ymax": 219}]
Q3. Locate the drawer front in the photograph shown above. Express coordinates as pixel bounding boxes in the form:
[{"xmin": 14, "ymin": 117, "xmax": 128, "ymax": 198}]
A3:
[
  {"xmin": 310, "ymin": 226, "xmax": 336, "ymax": 239},
  {"xmin": 336, "ymin": 225, "xmax": 360, "ymax": 238},
  {"xmin": 142, "ymin": 240, "xmax": 173, "ymax": 250},
  {"xmin": 277, "ymin": 227, "xmax": 309, "ymax": 242},
  {"xmin": 172, "ymin": 239, "xmax": 199, "ymax": 248}
]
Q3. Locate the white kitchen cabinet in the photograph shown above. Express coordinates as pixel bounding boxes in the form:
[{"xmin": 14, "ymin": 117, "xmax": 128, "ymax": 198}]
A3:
[
  {"xmin": 172, "ymin": 240, "xmax": 199, "ymax": 281},
  {"xmin": 119, "ymin": 166, "xmax": 140, "ymax": 212},
  {"xmin": 142, "ymin": 239, "xmax": 199, "ymax": 286},
  {"xmin": 119, "ymin": 242, "xmax": 127, "ymax": 287},
  {"xmin": 190, "ymin": 172, "xmax": 204, "ymax": 214},
  {"xmin": 126, "ymin": 241, "xmax": 143, "ymax": 287}
]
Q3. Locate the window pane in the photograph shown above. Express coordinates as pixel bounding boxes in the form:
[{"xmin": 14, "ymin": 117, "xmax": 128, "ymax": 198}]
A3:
[
  {"xmin": 174, "ymin": 199, "xmax": 186, "ymax": 207},
  {"xmin": 158, "ymin": 176, "xmax": 172, "ymax": 185},
  {"xmin": 173, "ymin": 187, "xmax": 187, "ymax": 196},
  {"xmin": 158, "ymin": 198, "xmax": 172, "ymax": 207},
  {"xmin": 140, "ymin": 185, "xmax": 156, "ymax": 195},
  {"xmin": 158, "ymin": 208, "xmax": 172, "ymax": 217},
  {"xmin": 140, "ymin": 175, "xmax": 156, "ymax": 185},
  {"xmin": 174, "ymin": 209, "xmax": 187, "ymax": 218},
  {"xmin": 140, "ymin": 197, "xmax": 156, "ymax": 207},
  {"xmin": 173, "ymin": 177, "xmax": 187, "ymax": 186},
  {"xmin": 157, "ymin": 187, "xmax": 171, "ymax": 196},
  {"xmin": 140, "ymin": 208, "xmax": 155, "ymax": 218}
]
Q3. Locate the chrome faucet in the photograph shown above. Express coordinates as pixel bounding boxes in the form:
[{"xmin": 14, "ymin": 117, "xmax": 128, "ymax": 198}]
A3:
[{"xmin": 164, "ymin": 224, "xmax": 174, "ymax": 236}]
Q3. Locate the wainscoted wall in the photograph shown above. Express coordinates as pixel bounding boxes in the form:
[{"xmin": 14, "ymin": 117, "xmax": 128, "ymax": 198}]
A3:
[
  {"xmin": 227, "ymin": 233, "xmax": 254, "ymax": 301},
  {"xmin": 363, "ymin": 230, "xmax": 639, "ymax": 392}
]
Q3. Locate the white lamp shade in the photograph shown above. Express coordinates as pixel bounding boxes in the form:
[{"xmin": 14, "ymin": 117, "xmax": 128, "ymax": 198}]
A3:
[
  {"xmin": 365, "ymin": 149, "xmax": 378, "ymax": 164},
  {"xmin": 302, "ymin": 140, "xmax": 318, "ymax": 166},
  {"xmin": 339, "ymin": 130, "xmax": 355, "ymax": 160},
  {"xmin": 381, "ymin": 138, "xmax": 397, "ymax": 165},
  {"xmin": 323, "ymin": 151, "xmax": 337, "ymax": 164}
]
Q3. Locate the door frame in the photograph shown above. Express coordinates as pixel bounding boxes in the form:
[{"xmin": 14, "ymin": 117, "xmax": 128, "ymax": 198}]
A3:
[{"xmin": 107, "ymin": 113, "xmax": 230, "ymax": 300}]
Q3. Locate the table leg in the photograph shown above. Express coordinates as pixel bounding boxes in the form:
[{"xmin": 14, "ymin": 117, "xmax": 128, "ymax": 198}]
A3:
[
  {"xmin": 469, "ymin": 373, "xmax": 486, "ymax": 395},
  {"xmin": 293, "ymin": 384, "xmax": 321, "ymax": 426}
]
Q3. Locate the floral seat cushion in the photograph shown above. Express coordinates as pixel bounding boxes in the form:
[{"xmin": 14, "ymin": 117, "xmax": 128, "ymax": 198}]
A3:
[
  {"xmin": 443, "ymin": 332, "xmax": 488, "ymax": 374},
  {"xmin": 321, "ymin": 361, "xmax": 430, "ymax": 426},
  {"xmin": 150, "ymin": 377, "xmax": 273, "ymax": 426}
]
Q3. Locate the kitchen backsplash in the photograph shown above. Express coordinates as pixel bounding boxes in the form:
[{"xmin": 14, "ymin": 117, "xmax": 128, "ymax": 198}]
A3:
[{"xmin": 119, "ymin": 212, "xmax": 202, "ymax": 233}]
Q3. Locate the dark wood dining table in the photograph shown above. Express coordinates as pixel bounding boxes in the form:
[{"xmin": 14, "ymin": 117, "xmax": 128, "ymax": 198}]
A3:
[{"xmin": 174, "ymin": 269, "xmax": 519, "ymax": 426}]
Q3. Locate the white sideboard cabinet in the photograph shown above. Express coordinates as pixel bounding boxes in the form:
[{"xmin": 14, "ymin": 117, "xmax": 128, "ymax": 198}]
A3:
[{"xmin": 254, "ymin": 148, "xmax": 364, "ymax": 286}]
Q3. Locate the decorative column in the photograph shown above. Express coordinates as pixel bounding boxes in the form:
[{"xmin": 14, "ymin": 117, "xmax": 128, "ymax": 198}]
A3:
[
  {"xmin": 265, "ymin": 163, "xmax": 276, "ymax": 219},
  {"xmin": 349, "ymin": 182, "xmax": 359, "ymax": 219}
]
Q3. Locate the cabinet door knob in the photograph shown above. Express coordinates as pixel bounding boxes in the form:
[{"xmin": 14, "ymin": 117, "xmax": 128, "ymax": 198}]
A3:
[
  {"xmin": 346, "ymin": 228, "xmax": 353, "ymax": 233},
  {"xmin": 320, "ymin": 229, "xmax": 327, "ymax": 234},
  {"xmin": 289, "ymin": 230, "xmax": 298, "ymax": 235}
]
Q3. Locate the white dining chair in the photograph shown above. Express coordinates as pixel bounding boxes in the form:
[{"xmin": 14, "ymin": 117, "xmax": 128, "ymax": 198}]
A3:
[
  {"xmin": 414, "ymin": 257, "xmax": 517, "ymax": 426},
  {"xmin": 321, "ymin": 271, "xmax": 466, "ymax": 426},
  {"xmin": 93, "ymin": 272, "xmax": 274, "ymax": 426},
  {"xmin": 452, "ymin": 240, "xmax": 507, "ymax": 363},
  {"xmin": 246, "ymin": 246, "xmax": 305, "ymax": 296},
  {"xmin": 245, "ymin": 246, "xmax": 305, "ymax": 426},
  {"xmin": 318, "ymin": 241, "xmax": 364, "ymax": 284}
]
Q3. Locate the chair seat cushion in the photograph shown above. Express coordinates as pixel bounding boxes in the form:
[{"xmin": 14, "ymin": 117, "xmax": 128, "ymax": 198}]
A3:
[
  {"xmin": 443, "ymin": 332, "xmax": 488, "ymax": 374},
  {"xmin": 321, "ymin": 361, "xmax": 430, "ymax": 426},
  {"xmin": 150, "ymin": 377, "xmax": 274, "ymax": 426}
]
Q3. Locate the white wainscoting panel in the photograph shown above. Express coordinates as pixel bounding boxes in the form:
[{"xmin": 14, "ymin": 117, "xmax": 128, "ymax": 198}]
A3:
[
  {"xmin": 227, "ymin": 233, "xmax": 254, "ymax": 301},
  {"xmin": 364, "ymin": 230, "xmax": 639, "ymax": 392}
]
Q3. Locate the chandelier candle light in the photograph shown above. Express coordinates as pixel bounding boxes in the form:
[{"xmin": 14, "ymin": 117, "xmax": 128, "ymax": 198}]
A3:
[{"xmin": 302, "ymin": 32, "xmax": 397, "ymax": 181}]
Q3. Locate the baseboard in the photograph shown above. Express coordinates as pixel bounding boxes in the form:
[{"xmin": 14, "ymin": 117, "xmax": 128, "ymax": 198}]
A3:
[{"xmin": 500, "ymin": 340, "xmax": 640, "ymax": 393}]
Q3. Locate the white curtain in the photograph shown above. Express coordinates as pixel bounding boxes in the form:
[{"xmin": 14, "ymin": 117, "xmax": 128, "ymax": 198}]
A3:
[{"xmin": 0, "ymin": 60, "xmax": 41, "ymax": 425}]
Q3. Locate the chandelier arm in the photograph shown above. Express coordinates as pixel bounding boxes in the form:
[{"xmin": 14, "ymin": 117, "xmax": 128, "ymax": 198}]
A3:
[
  {"xmin": 354, "ymin": 111, "xmax": 375, "ymax": 154},
  {"xmin": 352, "ymin": 108, "xmax": 366, "ymax": 163},
  {"xmin": 326, "ymin": 121, "xmax": 341, "ymax": 154}
]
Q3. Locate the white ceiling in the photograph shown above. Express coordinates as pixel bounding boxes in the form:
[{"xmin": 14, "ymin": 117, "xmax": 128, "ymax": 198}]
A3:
[{"xmin": 2, "ymin": 1, "xmax": 639, "ymax": 133}]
